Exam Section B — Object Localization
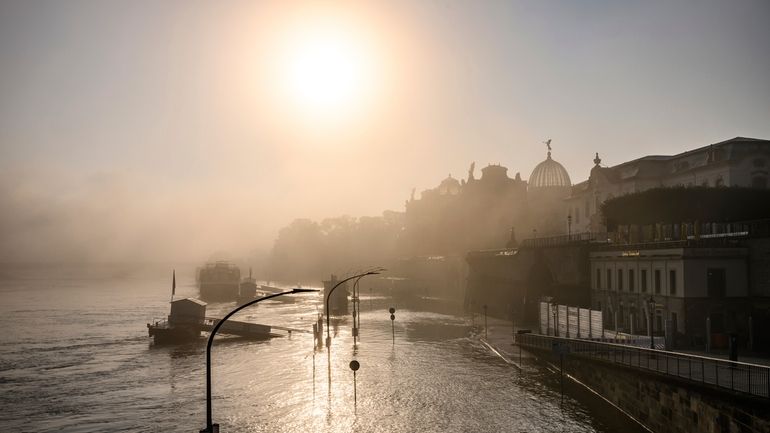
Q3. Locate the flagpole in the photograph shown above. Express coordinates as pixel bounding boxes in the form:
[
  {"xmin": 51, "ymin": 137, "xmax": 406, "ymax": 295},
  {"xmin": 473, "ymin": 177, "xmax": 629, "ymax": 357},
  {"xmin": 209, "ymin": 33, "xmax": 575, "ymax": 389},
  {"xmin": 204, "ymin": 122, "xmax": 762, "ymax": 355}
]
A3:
[{"xmin": 171, "ymin": 269, "xmax": 176, "ymax": 302}]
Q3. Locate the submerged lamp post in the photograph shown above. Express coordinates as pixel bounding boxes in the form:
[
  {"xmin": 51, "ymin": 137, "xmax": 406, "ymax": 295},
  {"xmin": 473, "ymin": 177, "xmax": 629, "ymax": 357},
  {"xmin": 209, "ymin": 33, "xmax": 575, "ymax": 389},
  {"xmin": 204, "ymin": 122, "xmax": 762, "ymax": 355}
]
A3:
[
  {"xmin": 324, "ymin": 268, "xmax": 383, "ymax": 398},
  {"xmin": 351, "ymin": 275, "xmax": 366, "ymax": 344},
  {"xmin": 200, "ymin": 288, "xmax": 318, "ymax": 433},
  {"xmin": 325, "ymin": 269, "xmax": 383, "ymax": 348}
]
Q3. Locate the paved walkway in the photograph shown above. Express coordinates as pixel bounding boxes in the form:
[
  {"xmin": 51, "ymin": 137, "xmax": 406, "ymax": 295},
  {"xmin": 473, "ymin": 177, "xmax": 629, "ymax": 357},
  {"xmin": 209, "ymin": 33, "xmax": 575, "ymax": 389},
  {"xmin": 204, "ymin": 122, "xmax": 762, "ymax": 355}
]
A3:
[{"xmin": 473, "ymin": 316, "xmax": 536, "ymax": 369}]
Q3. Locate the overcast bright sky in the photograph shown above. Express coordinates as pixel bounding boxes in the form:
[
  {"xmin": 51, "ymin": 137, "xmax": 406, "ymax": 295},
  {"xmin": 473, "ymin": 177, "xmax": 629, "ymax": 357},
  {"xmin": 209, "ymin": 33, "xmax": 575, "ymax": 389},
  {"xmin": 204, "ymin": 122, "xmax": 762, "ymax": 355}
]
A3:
[{"xmin": 1, "ymin": 0, "xmax": 769, "ymax": 263}]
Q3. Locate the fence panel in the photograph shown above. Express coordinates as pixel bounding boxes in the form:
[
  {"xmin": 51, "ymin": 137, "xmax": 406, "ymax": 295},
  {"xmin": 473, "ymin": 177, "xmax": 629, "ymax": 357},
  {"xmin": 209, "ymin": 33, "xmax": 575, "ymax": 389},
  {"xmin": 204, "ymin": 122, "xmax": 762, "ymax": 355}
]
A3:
[
  {"xmin": 539, "ymin": 302, "xmax": 548, "ymax": 334},
  {"xmin": 590, "ymin": 310, "xmax": 603, "ymax": 338},
  {"xmin": 558, "ymin": 305, "xmax": 568, "ymax": 337},
  {"xmin": 568, "ymin": 306, "xmax": 580, "ymax": 338},
  {"xmin": 578, "ymin": 308, "xmax": 591, "ymax": 338}
]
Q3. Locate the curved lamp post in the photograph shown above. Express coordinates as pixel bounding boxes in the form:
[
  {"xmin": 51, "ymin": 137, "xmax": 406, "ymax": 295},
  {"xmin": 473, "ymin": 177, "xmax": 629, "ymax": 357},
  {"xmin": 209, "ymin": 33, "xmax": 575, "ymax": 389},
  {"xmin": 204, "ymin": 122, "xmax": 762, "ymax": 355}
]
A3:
[
  {"xmin": 324, "ymin": 268, "xmax": 382, "ymax": 404},
  {"xmin": 351, "ymin": 275, "xmax": 366, "ymax": 344},
  {"xmin": 201, "ymin": 288, "xmax": 318, "ymax": 433},
  {"xmin": 325, "ymin": 269, "xmax": 383, "ymax": 347}
]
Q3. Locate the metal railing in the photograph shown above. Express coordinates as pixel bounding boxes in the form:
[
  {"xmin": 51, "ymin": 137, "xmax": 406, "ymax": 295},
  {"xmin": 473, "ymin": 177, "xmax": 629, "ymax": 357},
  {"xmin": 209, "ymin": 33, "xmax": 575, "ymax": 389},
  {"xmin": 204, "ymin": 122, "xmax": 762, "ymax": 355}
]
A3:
[
  {"xmin": 517, "ymin": 333, "xmax": 770, "ymax": 399},
  {"xmin": 520, "ymin": 232, "xmax": 609, "ymax": 249}
]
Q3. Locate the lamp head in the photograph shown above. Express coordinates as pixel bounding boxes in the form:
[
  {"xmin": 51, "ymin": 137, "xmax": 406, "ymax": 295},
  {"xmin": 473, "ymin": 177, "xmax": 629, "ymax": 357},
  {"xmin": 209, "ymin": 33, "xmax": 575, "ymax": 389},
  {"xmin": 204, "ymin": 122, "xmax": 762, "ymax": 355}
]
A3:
[{"xmin": 292, "ymin": 288, "xmax": 320, "ymax": 294}]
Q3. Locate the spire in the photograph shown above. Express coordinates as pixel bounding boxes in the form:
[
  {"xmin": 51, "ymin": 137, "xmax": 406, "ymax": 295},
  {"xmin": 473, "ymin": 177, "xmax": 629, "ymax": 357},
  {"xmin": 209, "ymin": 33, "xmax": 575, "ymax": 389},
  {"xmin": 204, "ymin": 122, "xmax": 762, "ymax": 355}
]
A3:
[{"xmin": 593, "ymin": 152, "xmax": 602, "ymax": 166}]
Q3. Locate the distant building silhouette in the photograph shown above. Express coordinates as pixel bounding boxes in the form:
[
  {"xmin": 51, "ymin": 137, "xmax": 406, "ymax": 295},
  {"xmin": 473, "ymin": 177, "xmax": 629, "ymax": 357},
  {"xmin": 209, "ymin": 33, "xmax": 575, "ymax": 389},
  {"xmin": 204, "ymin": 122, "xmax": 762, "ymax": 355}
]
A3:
[{"xmin": 401, "ymin": 146, "xmax": 572, "ymax": 257}]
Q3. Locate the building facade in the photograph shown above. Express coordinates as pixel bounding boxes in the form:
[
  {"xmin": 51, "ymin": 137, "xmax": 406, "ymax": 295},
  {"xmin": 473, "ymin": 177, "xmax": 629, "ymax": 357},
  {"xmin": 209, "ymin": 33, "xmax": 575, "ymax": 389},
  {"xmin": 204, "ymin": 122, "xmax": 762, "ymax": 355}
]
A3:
[
  {"xmin": 590, "ymin": 244, "xmax": 750, "ymax": 348},
  {"xmin": 567, "ymin": 137, "xmax": 770, "ymax": 233}
]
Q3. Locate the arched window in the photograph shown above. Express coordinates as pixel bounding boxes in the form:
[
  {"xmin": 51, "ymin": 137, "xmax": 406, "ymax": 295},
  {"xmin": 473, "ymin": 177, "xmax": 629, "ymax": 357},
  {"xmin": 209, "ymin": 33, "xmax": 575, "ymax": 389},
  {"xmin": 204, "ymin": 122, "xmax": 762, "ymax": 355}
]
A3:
[{"xmin": 752, "ymin": 176, "xmax": 768, "ymax": 189}]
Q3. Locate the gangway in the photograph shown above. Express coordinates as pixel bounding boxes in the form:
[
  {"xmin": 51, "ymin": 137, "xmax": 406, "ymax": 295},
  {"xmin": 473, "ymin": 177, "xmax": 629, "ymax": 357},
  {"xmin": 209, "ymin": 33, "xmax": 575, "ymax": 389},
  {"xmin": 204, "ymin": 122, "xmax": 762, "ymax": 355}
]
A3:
[{"xmin": 199, "ymin": 317, "xmax": 311, "ymax": 339}]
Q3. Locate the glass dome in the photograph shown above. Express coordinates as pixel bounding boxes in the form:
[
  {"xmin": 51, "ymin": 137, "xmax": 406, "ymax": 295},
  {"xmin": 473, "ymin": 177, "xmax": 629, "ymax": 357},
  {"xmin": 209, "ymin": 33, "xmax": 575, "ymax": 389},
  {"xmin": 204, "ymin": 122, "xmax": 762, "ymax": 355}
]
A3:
[{"xmin": 529, "ymin": 152, "xmax": 571, "ymax": 187}]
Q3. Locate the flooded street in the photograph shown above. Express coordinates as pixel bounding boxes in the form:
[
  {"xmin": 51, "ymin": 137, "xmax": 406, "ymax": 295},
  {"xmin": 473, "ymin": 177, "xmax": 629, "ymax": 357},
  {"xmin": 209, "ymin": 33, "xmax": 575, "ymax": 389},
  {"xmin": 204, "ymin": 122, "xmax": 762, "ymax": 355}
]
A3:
[{"xmin": 1, "ymin": 266, "xmax": 643, "ymax": 432}]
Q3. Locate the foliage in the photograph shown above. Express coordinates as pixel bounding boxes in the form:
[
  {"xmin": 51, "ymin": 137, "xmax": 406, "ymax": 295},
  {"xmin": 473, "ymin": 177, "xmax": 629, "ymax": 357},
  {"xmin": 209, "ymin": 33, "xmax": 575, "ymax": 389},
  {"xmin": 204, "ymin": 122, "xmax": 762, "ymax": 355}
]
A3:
[
  {"xmin": 601, "ymin": 186, "xmax": 770, "ymax": 229},
  {"xmin": 269, "ymin": 212, "xmax": 403, "ymax": 281}
]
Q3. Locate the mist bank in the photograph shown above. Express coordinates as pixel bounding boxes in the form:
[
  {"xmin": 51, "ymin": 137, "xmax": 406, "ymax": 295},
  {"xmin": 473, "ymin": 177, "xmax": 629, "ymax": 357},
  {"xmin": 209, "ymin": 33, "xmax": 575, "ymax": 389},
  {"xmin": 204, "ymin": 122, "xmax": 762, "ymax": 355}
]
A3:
[
  {"xmin": 0, "ymin": 167, "xmax": 275, "ymax": 264},
  {"xmin": 268, "ymin": 212, "xmax": 403, "ymax": 282}
]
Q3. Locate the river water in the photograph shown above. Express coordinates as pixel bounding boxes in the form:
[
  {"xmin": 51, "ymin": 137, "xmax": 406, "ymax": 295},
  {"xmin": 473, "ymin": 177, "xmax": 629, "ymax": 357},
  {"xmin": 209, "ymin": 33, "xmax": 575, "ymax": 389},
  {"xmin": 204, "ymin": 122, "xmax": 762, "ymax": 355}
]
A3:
[{"xmin": 0, "ymin": 265, "xmax": 643, "ymax": 432}]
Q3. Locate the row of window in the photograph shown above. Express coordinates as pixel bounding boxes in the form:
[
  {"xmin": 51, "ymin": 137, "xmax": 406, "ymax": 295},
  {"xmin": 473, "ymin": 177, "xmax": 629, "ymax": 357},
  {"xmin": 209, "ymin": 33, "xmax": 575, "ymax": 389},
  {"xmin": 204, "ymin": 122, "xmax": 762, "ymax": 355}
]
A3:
[
  {"xmin": 595, "ymin": 268, "xmax": 677, "ymax": 295},
  {"xmin": 595, "ymin": 267, "xmax": 728, "ymax": 297}
]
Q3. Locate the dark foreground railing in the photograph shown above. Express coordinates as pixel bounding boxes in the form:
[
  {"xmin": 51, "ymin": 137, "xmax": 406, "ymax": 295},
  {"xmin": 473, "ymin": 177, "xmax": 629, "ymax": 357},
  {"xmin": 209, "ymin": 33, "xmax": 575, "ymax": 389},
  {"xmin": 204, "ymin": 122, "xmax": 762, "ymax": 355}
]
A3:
[{"xmin": 517, "ymin": 333, "xmax": 770, "ymax": 399}]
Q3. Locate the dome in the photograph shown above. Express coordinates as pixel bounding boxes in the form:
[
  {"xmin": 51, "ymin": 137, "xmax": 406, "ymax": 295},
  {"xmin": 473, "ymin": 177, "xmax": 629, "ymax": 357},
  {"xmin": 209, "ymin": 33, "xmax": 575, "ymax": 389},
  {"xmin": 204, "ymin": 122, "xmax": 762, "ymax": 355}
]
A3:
[
  {"xmin": 529, "ymin": 152, "xmax": 571, "ymax": 188},
  {"xmin": 437, "ymin": 174, "xmax": 461, "ymax": 195}
]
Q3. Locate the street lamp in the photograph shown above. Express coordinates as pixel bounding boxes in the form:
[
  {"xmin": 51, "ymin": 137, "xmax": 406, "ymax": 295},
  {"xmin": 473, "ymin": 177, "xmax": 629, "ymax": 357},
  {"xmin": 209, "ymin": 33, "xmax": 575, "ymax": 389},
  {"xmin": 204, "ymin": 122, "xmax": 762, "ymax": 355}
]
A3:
[
  {"xmin": 647, "ymin": 296, "xmax": 656, "ymax": 350},
  {"xmin": 200, "ymin": 288, "xmax": 318, "ymax": 433},
  {"xmin": 325, "ymin": 269, "xmax": 383, "ymax": 348},
  {"xmin": 351, "ymin": 275, "xmax": 365, "ymax": 344},
  {"xmin": 323, "ymin": 268, "xmax": 383, "ymax": 400}
]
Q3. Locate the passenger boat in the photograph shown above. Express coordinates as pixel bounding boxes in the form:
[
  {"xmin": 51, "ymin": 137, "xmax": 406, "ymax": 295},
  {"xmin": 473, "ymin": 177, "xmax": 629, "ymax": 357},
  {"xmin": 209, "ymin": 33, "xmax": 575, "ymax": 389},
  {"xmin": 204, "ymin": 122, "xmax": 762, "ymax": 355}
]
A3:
[{"xmin": 197, "ymin": 261, "xmax": 240, "ymax": 301}]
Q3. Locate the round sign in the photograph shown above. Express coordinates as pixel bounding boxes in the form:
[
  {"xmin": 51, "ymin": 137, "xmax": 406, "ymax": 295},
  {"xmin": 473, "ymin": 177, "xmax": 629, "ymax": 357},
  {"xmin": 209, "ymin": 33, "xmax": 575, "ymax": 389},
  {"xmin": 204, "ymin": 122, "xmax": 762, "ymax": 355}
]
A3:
[
  {"xmin": 349, "ymin": 360, "xmax": 360, "ymax": 371},
  {"xmin": 389, "ymin": 307, "xmax": 395, "ymax": 314},
  {"xmin": 390, "ymin": 314, "xmax": 395, "ymax": 321}
]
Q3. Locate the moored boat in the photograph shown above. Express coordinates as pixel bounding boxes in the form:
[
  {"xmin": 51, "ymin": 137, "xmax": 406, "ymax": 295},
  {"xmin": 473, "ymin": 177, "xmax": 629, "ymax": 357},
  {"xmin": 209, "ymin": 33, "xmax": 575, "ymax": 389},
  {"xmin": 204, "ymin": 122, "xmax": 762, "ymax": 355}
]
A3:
[
  {"xmin": 197, "ymin": 261, "xmax": 240, "ymax": 301},
  {"xmin": 147, "ymin": 297, "xmax": 207, "ymax": 344}
]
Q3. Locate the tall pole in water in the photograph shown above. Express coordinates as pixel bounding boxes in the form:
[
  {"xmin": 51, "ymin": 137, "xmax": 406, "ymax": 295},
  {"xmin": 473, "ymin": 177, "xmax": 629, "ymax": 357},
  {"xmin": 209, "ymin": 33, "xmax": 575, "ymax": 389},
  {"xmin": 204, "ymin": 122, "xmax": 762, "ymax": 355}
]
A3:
[
  {"xmin": 389, "ymin": 307, "xmax": 396, "ymax": 343},
  {"xmin": 349, "ymin": 360, "xmax": 360, "ymax": 411},
  {"xmin": 324, "ymin": 269, "xmax": 383, "ymax": 398},
  {"xmin": 200, "ymin": 288, "xmax": 318, "ymax": 433},
  {"xmin": 325, "ymin": 269, "xmax": 383, "ymax": 348},
  {"xmin": 352, "ymin": 275, "xmax": 365, "ymax": 344}
]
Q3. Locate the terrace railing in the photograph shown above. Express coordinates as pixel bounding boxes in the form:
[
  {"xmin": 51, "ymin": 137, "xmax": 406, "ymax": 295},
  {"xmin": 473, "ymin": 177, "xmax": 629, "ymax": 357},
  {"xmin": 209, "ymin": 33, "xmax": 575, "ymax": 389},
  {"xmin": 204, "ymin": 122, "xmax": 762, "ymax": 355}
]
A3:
[{"xmin": 517, "ymin": 333, "xmax": 770, "ymax": 399}]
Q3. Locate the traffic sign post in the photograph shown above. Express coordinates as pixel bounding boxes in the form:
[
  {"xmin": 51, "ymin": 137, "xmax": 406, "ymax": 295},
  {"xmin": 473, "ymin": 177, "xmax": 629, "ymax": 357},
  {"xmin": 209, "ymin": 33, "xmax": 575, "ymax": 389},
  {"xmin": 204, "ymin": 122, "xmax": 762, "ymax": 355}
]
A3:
[{"xmin": 349, "ymin": 360, "xmax": 360, "ymax": 410}]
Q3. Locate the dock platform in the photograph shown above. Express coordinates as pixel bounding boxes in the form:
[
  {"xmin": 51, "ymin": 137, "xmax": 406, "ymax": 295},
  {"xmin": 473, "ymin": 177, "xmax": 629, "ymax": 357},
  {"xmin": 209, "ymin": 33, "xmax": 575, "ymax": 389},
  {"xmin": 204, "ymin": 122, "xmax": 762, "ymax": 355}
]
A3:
[{"xmin": 199, "ymin": 317, "xmax": 311, "ymax": 339}]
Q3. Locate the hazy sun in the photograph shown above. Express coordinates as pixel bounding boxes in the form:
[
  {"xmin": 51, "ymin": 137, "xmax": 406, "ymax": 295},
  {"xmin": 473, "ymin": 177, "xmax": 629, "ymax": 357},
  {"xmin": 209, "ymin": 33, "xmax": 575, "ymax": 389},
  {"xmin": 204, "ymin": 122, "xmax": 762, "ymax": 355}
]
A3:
[{"xmin": 279, "ymin": 21, "xmax": 375, "ymax": 124}]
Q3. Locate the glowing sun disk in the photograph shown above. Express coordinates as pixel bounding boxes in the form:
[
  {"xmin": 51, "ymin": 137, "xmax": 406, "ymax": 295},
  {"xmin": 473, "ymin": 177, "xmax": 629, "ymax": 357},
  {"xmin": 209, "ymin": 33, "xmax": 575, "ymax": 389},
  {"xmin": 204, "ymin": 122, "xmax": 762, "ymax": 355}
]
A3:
[{"xmin": 283, "ymin": 28, "xmax": 371, "ymax": 119}]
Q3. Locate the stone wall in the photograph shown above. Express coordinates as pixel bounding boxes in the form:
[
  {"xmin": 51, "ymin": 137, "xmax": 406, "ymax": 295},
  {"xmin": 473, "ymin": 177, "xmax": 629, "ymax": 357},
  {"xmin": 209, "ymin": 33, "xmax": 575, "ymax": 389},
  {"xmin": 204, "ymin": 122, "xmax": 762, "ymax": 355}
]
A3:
[
  {"xmin": 529, "ymin": 347, "xmax": 770, "ymax": 433},
  {"xmin": 466, "ymin": 244, "xmax": 591, "ymax": 321}
]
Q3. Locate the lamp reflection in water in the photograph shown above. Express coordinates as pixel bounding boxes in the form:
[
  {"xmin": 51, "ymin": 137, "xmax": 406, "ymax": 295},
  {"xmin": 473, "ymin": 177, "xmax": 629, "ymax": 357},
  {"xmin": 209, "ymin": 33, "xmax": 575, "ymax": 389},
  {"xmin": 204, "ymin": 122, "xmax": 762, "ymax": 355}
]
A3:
[{"xmin": 200, "ymin": 288, "xmax": 319, "ymax": 433}]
